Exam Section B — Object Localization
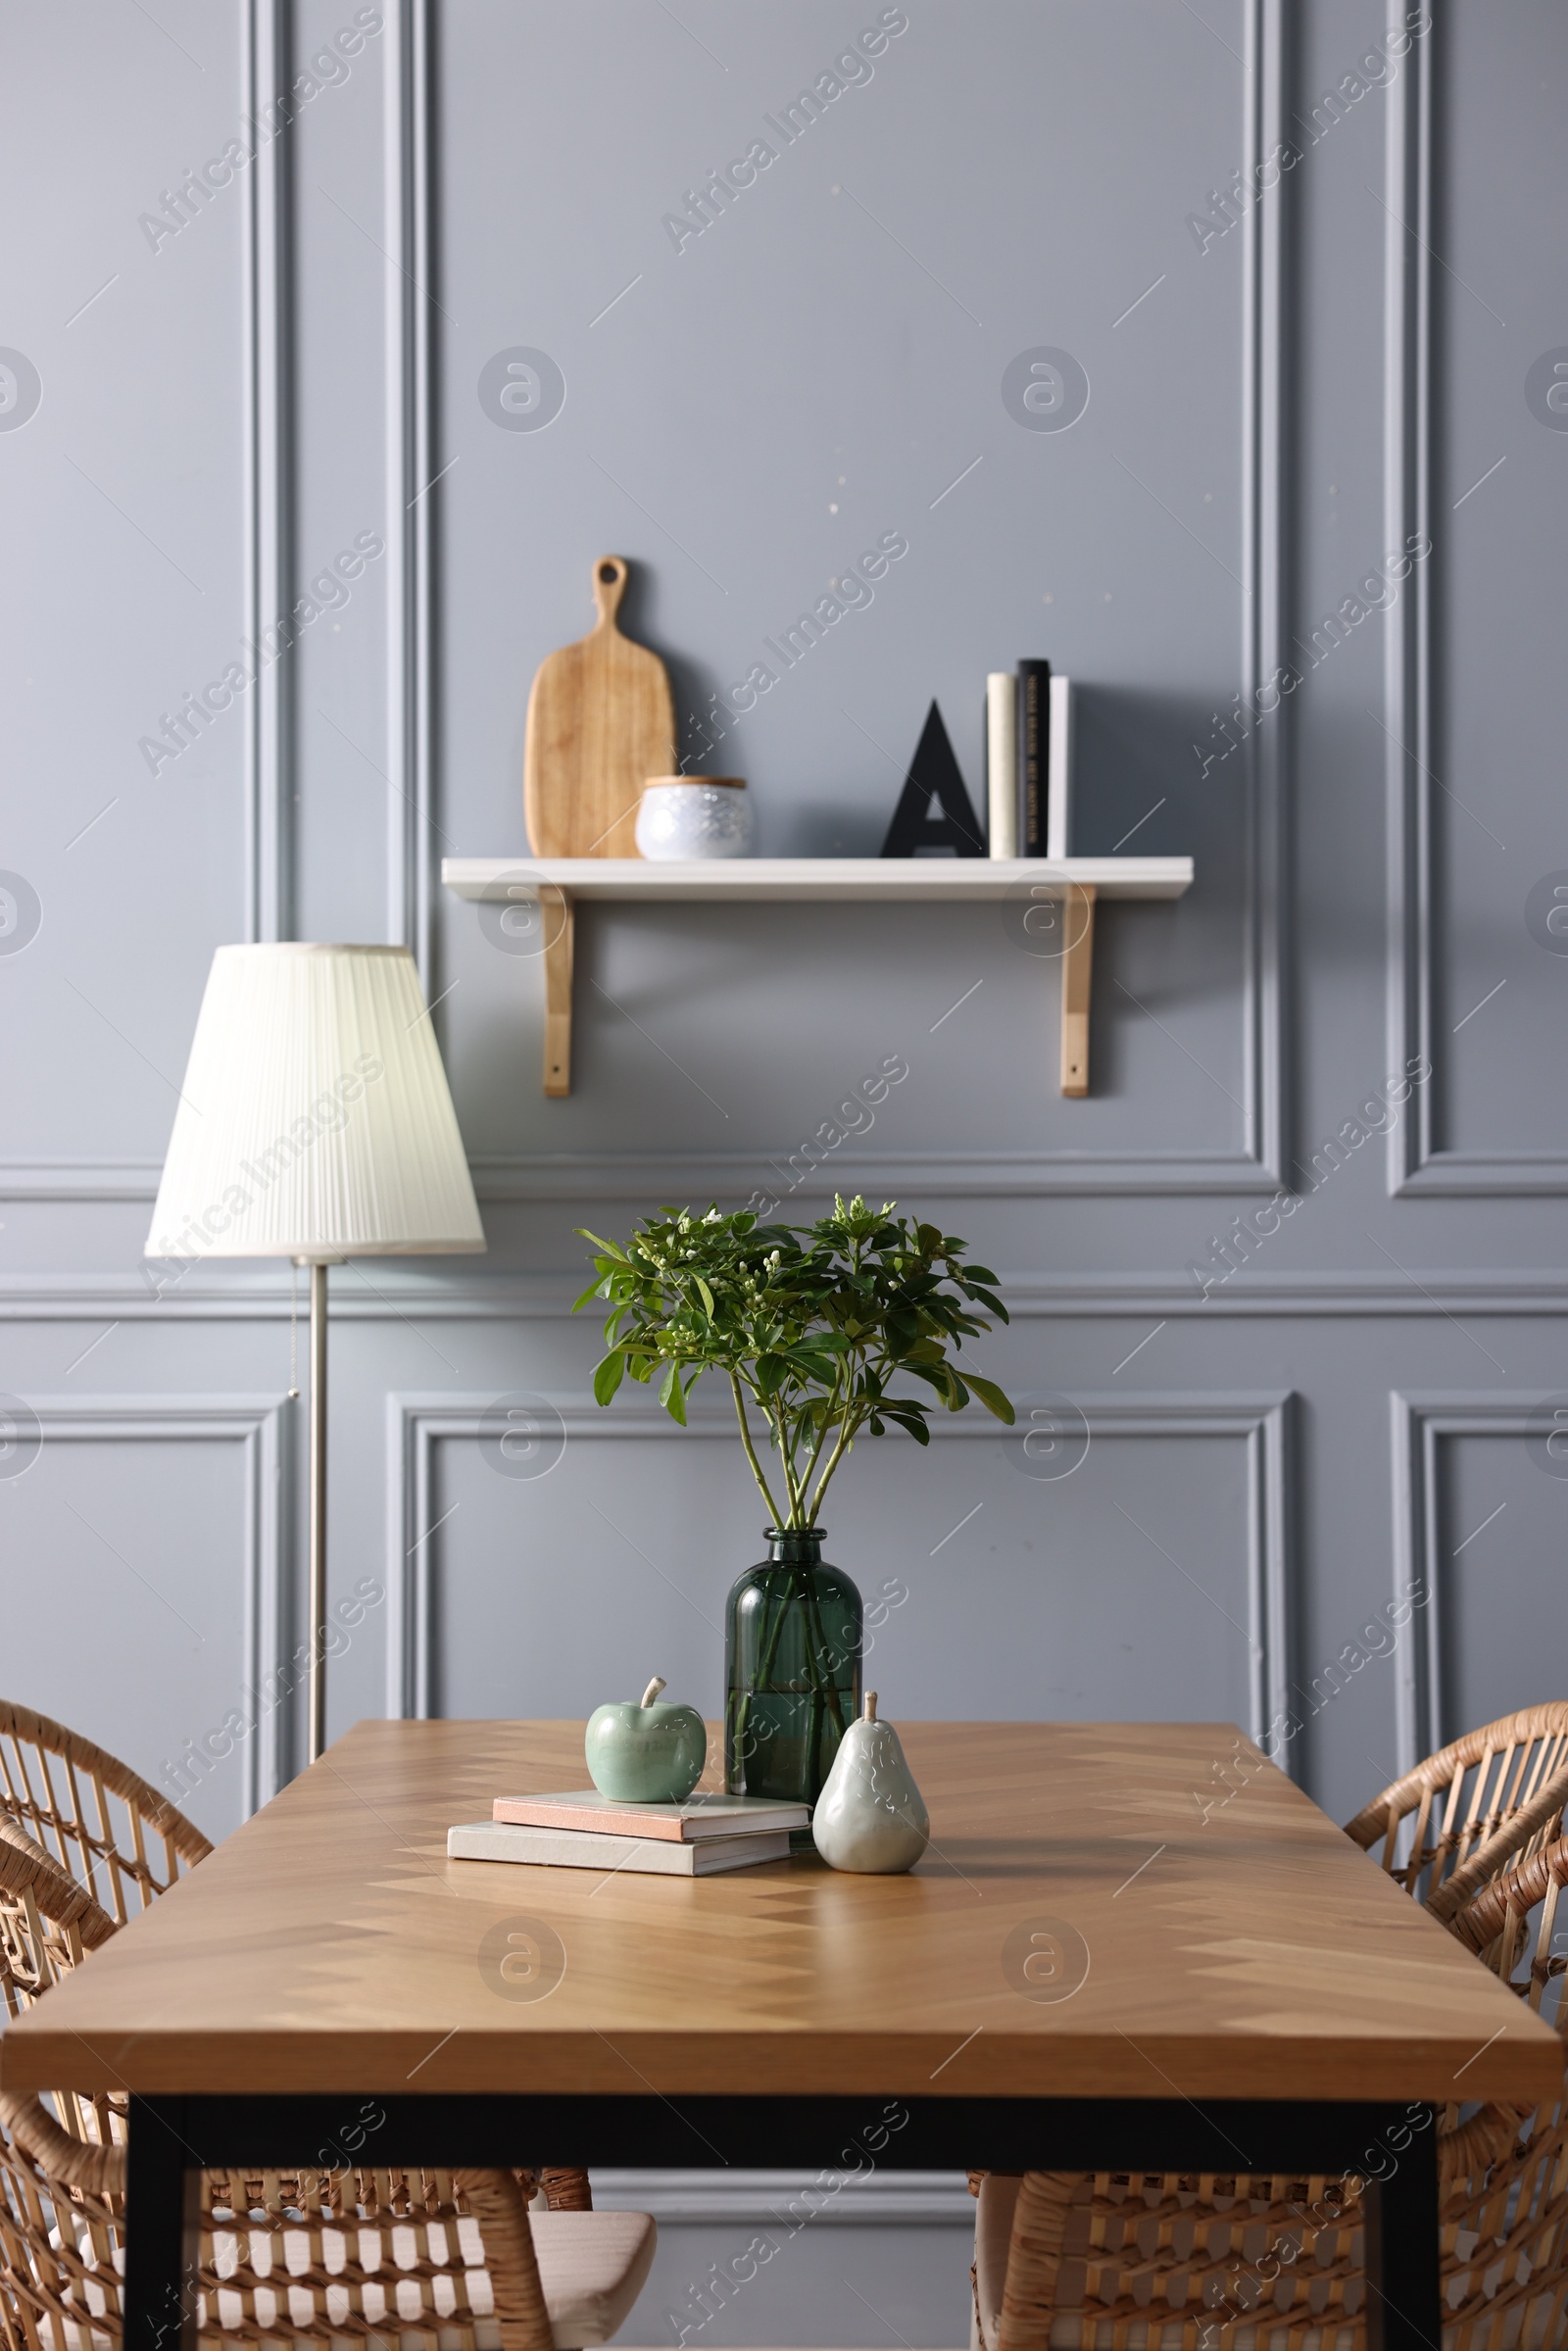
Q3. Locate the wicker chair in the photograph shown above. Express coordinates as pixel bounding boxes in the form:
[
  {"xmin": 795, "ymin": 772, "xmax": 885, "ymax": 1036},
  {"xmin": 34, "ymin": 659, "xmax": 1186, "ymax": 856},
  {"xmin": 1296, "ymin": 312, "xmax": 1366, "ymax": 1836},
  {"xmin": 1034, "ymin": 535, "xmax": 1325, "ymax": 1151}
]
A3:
[
  {"xmin": 1343, "ymin": 1704, "xmax": 1568, "ymax": 1923},
  {"xmin": 970, "ymin": 1706, "xmax": 1568, "ymax": 2351},
  {"xmin": 0, "ymin": 1699, "xmax": 212, "ymax": 1921},
  {"xmin": 974, "ymin": 1829, "xmax": 1568, "ymax": 2351},
  {"xmin": 0, "ymin": 1834, "xmax": 657, "ymax": 2351}
]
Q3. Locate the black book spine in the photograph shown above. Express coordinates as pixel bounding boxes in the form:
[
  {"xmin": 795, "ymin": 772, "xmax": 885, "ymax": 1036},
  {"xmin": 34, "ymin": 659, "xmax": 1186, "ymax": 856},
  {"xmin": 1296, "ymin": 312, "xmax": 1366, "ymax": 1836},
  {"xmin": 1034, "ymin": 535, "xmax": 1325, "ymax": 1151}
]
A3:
[{"xmin": 1016, "ymin": 660, "xmax": 1051, "ymax": 857}]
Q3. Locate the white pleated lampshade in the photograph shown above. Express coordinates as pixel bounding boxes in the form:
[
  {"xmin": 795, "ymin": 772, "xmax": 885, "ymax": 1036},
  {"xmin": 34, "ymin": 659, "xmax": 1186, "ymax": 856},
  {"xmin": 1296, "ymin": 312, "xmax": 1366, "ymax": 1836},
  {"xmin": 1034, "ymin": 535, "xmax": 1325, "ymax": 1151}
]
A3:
[{"xmin": 147, "ymin": 944, "xmax": 485, "ymax": 1260}]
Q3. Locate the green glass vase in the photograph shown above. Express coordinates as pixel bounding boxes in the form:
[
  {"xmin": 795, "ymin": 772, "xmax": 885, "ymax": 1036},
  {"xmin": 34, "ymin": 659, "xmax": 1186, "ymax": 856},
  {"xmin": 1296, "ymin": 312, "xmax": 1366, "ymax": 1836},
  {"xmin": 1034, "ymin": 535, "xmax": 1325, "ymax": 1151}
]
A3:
[{"xmin": 724, "ymin": 1529, "xmax": 862, "ymax": 1812}]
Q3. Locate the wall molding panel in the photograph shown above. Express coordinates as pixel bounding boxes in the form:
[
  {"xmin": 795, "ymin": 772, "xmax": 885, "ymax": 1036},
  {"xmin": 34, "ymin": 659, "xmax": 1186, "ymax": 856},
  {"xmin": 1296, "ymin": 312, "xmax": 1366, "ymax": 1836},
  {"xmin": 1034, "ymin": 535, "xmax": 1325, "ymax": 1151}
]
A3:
[
  {"xmin": 1389, "ymin": 1391, "xmax": 1544, "ymax": 1773},
  {"xmin": 0, "ymin": 1162, "xmax": 164, "ymax": 1202},
  {"xmin": 25, "ymin": 1396, "xmax": 292, "ymax": 1818},
  {"xmin": 242, "ymin": 0, "xmax": 294, "ymax": 947},
  {"xmin": 591, "ymin": 2171, "xmax": 974, "ymax": 2227},
  {"xmin": 386, "ymin": 1389, "xmax": 1294, "ymax": 1749},
  {"xmin": 384, "ymin": 0, "xmax": 436, "ymax": 987},
  {"xmin": 466, "ymin": 1140, "xmax": 1285, "ymax": 1204},
  {"xmin": 1381, "ymin": 0, "xmax": 1433, "ymax": 1197},
  {"xmin": 441, "ymin": 0, "xmax": 1291, "ymax": 1204},
  {"xmin": 4, "ymin": 1271, "xmax": 1566, "ymax": 1323},
  {"xmin": 1383, "ymin": 5, "xmax": 1565, "ymax": 1196},
  {"xmin": 1239, "ymin": 0, "xmax": 1290, "ymax": 1196},
  {"xmin": 0, "ymin": 0, "xmax": 289, "ymax": 1200}
]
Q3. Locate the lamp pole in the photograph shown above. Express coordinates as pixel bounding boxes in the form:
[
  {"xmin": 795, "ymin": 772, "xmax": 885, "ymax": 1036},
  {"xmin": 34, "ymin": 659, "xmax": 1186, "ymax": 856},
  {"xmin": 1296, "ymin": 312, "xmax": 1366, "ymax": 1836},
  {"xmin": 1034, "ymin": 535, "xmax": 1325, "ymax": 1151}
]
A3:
[{"xmin": 307, "ymin": 1258, "xmax": 331, "ymax": 1765}]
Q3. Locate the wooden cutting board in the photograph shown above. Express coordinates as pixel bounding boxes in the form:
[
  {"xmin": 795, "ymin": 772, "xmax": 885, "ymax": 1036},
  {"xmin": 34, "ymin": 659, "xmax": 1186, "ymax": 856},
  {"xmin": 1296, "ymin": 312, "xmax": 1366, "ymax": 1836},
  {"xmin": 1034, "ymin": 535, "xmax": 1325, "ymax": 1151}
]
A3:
[{"xmin": 523, "ymin": 556, "xmax": 675, "ymax": 858}]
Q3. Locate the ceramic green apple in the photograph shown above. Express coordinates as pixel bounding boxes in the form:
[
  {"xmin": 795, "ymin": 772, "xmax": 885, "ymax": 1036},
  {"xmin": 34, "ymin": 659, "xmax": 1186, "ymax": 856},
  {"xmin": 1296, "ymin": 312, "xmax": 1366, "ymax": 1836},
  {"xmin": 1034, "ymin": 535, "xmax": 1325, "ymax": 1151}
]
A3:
[{"xmin": 586, "ymin": 1677, "xmax": 707, "ymax": 1803}]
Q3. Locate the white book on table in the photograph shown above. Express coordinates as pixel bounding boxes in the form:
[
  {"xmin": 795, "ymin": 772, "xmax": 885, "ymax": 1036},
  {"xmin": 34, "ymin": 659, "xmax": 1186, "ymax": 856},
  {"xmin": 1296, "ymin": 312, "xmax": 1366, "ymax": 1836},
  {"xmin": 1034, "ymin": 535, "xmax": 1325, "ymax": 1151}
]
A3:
[
  {"xmin": 1046, "ymin": 674, "xmax": 1074, "ymax": 859},
  {"xmin": 448, "ymin": 1819, "xmax": 794, "ymax": 1877},
  {"xmin": 985, "ymin": 672, "xmax": 1017, "ymax": 858}
]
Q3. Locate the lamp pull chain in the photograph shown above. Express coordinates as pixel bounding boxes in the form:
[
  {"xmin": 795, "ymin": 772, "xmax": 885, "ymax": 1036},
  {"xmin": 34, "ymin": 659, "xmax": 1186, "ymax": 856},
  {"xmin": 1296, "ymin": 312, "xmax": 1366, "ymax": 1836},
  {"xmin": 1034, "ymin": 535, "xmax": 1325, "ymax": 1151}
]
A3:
[{"xmin": 288, "ymin": 1261, "xmax": 300, "ymax": 1399}]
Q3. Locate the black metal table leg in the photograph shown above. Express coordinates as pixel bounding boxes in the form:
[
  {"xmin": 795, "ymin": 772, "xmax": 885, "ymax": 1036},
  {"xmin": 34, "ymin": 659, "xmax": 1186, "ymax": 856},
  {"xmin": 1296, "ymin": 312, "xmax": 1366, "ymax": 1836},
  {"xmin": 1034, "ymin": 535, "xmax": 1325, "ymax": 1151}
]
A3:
[
  {"xmin": 1363, "ymin": 2111, "xmax": 1442, "ymax": 2351},
  {"xmin": 119, "ymin": 2091, "xmax": 1445, "ymax": 2348},
  {"xmin": 124, "ymin": 2096, "xmax": 199, "ymax": 2351}
]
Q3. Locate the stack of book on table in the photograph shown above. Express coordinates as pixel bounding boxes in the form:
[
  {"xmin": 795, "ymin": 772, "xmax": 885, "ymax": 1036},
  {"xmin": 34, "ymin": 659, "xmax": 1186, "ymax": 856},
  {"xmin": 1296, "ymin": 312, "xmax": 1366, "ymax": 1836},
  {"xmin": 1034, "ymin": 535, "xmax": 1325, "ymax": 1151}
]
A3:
[{"xmin": 448, "ymin": 1788, "xmax": 808, "ymax": 1876}]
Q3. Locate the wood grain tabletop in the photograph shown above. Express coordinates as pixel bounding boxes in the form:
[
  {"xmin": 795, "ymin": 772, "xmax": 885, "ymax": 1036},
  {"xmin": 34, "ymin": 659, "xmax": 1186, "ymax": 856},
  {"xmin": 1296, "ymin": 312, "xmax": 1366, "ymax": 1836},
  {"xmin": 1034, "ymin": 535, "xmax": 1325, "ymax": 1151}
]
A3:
[{"xmin": 0, "ymin": 1719, "xmax": 1554, "ymax": 2104}]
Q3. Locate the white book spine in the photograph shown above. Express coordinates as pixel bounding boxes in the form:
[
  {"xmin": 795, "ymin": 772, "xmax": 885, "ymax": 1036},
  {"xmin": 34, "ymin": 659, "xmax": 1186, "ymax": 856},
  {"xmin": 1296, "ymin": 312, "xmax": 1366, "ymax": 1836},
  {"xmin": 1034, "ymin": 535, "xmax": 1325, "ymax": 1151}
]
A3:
[
  {"xmin": 1046, "ymin": 675, "xmax": 1073, "ymax": 859},
  {"xmin": 985, "ymin": 673, "xmax": 1017, "ymax": 858}
]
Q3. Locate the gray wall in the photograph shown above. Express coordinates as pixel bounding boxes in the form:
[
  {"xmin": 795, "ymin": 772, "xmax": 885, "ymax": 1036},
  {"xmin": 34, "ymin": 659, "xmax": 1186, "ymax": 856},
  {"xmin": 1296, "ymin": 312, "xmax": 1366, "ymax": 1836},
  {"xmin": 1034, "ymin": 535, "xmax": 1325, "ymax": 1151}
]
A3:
[{"xmin": 3, "ymin": 1, "xmax": 1565, "ymax": 2342}]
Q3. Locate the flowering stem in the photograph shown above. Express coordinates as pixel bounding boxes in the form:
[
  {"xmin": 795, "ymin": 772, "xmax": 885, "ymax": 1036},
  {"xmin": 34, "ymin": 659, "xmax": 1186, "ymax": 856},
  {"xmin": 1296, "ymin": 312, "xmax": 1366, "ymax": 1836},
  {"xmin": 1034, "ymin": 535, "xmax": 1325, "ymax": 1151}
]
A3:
[
  {"xmin": 728, "ymin": 1374, "xmax": 784, "ymax": 1527},
  {"xmin": 808, "ymin": 1402, "xmax": 862, "ymax": 1525},
  {"xmin": 798, "ymin": 1364, "xmax": 844, "ymax": 1514},
  {"xmin": 768, "ymin": 1396, "xmax": 805, "ymax": 1526}
]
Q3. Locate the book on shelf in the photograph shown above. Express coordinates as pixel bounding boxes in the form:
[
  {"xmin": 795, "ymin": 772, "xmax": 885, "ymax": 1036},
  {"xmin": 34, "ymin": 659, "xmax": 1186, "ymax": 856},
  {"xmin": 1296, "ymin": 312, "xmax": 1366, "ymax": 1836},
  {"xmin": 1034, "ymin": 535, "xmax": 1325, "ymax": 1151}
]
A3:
[
  {"xmin": 1046, "ymin": 675, "xmax": 1074, "ymax": 858},
  {"xmin": 1015, "ymin": 660, "xmax": 1050, "ymax": 856},
  {"xmin": 449, "ymin": 1819, "xmax": 793, "ymax": 1877},
  {"xmin": 490, "ymin": 1788, "xmax": 808, "ymax": 1842},
  {"xmin": 984, "ymin": 673, "xmax": 1017, "ymax": 857}
]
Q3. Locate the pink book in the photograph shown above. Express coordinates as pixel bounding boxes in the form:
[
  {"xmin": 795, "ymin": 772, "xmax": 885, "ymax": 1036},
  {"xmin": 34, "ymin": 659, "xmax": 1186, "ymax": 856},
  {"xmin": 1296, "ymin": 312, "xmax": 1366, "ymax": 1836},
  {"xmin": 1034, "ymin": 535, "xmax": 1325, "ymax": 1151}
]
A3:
[{"xmin": 491, "ymin": 1788, "xmax": 808, "ymax": 1843}]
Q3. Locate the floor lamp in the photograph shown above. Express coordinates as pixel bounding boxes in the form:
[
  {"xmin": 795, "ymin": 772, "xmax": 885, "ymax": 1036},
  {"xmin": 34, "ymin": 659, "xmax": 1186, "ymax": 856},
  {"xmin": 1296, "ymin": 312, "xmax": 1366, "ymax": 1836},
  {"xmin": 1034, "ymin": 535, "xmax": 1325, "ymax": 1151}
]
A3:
[{"xmin": 148, "ymin": 945, "xmax": 485, "ymax": 1764}]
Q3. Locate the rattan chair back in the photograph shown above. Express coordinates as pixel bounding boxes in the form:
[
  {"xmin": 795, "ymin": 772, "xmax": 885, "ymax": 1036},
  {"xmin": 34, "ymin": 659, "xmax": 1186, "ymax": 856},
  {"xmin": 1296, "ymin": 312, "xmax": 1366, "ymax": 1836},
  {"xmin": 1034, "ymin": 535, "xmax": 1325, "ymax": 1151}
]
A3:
[
  {"xmin": 0, "ymin": 1825, "xmax": 116, "ymax": 2021},
  {"xmin": 1436, "ymin": 1833, "xmax": 1568, "ymax": 2347},
  {"xmin": 1344, "ymin": 1702, "xmax": 1568, "ymax": 1921},
  {"xmin": 0, "ymin": 1828, "xmax": 129, "ymax": 2351},
  {"xmin": 0, "ymin": 1699, "xmax": 211, "ymax": 1923}
]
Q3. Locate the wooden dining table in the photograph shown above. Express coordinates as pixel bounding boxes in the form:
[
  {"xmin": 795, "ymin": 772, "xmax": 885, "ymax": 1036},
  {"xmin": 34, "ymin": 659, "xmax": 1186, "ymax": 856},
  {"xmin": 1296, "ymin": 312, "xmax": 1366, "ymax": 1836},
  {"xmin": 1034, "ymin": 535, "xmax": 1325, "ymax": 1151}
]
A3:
[{"xmin": 1, "ymin": 1718, "xmax": 1556, "ymax": 2351}]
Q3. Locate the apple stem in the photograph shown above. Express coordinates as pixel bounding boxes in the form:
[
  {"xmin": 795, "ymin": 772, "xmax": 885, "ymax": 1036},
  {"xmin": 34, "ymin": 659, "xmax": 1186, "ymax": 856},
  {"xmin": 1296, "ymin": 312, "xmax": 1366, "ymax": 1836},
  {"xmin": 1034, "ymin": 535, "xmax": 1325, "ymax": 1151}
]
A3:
[
  {"xmin": 640, "ymin": 1676, "xmax": 666, "ymax": 1708},
  {"xmin": 864, "ymin": 1690, "xmax": 877, "ymax": 1722}
]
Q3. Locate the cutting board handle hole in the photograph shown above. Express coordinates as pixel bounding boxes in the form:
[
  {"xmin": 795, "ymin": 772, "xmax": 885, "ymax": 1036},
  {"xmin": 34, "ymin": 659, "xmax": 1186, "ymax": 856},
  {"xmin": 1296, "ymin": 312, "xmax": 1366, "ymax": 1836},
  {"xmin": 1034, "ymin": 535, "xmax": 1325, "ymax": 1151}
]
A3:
[{"xmin": 592, "ymin": 556, "xmax": 630, "ymax": 628}]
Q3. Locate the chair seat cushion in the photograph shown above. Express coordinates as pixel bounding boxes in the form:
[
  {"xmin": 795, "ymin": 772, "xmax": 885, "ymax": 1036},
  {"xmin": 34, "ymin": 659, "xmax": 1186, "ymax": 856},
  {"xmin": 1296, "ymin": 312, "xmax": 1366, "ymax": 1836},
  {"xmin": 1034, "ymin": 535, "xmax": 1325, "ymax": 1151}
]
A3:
[{"xmin": 533, "ymin": 2208, "xmax": 658, "ymax": 2347}]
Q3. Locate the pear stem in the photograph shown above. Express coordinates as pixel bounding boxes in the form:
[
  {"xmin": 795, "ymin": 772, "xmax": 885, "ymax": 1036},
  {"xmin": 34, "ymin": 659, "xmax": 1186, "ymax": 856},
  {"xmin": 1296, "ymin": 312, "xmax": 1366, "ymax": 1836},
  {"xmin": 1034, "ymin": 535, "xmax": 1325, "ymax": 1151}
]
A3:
[
  {"xmin": 864, "ymin": 1691, "xmax": 877, "ymax": 1721},
  {"xmin": 640, "ymin": 1676, "xmax": 666, "ymax": 1708}
]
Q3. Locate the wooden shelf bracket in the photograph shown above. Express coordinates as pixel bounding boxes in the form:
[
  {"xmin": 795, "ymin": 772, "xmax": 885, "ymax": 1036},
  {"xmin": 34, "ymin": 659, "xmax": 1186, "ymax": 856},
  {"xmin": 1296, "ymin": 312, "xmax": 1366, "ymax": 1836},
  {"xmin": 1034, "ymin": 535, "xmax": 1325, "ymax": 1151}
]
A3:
[
  {"xmin": 1059, "ymin": 882, "xmax": 1096, "ymax": 1098},
  {"xmin": 542, "ymin": 886, "xmax": 574, "ymax": 1098}
]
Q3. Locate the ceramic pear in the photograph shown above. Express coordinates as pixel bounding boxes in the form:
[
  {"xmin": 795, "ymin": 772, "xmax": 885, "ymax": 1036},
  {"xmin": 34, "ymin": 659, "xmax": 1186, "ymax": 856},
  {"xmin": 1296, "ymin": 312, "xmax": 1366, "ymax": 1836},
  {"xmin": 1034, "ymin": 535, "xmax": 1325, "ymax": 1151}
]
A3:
[{"xmin": 811, "ymin": 1692, "xmax": 929, "ymax": 1873}]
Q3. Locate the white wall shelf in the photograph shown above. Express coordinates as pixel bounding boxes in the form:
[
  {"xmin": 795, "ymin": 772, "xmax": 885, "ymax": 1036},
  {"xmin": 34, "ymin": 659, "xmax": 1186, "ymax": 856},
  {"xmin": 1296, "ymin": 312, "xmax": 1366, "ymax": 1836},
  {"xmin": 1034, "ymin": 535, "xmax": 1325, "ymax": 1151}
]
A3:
[{"xmin": 440, "ymin": 857, "xmax": 1195, "ymax": 1099}]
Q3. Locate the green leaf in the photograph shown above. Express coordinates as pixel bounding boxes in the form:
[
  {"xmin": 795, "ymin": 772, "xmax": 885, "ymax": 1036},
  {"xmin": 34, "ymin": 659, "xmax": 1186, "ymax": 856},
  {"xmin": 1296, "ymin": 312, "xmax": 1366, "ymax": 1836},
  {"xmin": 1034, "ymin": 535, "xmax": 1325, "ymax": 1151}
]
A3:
[
  {"xmin": 659, "ymin": 1359, "xmax": 688, "ymax": 1425},
  {"xmin": 575, "ymin": 1228, "xmax": 630, "ymax": 1262},
  {"xmin": 694, "ymin": 1275, "xmax": 714, "ymax": 1316},
  {"xmin": 592, "ymin": 1350, "xmax": 627, "ymax": 1406},
  {"xmin": 572, "ymin": 1275, "xmax": 612, "ymax": 1313},
  {"xmin": 966, "ymin": 1375, "xmax": 1016, "ymax": 1425}
]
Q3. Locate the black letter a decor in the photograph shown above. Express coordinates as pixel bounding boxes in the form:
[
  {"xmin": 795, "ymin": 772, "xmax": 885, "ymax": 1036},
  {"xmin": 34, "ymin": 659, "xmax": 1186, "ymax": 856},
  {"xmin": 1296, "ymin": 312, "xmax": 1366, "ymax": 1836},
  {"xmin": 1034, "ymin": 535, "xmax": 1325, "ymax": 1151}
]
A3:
[{"xmin": 880, "ymin": 702, "xmax": 986, "ymax": 857}]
